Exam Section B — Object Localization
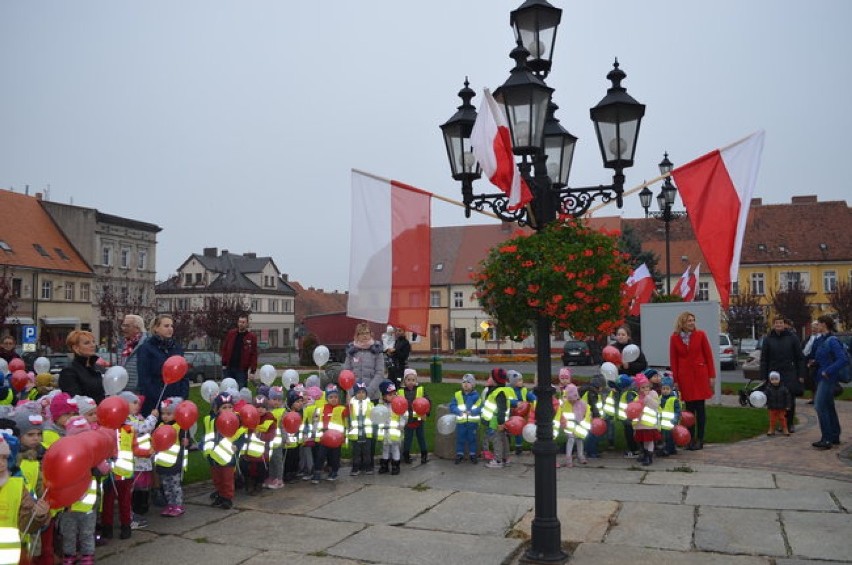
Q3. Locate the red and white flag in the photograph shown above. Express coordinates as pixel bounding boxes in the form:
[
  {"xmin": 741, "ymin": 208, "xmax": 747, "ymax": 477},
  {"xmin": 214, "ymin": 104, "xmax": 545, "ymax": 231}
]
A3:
[
  {"xmin": 625, "ymin": 263, "xmax": 654, "ymax": 316},
  {"xmin": 672, "ymin": 131, "xmax": 764, "ymax": 309},
  {"xmin": 682, "ymin": 263, "xmax": 700, "ymax": 302},
  {"xmin": 347, "ymin": 170, "xmax": 431, "ymax": 335},
  {"xmin": 671, "ymin": 265, "xmax": 691, "ymax": 298},
  {"xmin": 471, "ymin": 88, "xmax": 533, "ymax": 211}
]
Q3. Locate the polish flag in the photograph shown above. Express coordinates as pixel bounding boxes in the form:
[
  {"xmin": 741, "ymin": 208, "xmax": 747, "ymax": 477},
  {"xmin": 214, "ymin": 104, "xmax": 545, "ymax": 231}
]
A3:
[
  {"xmin": 682, "ymin": 263, "xmax": 700, "ymax": 302},
  {"xmin": 625, "ymin": 263, "xmax": 654, "ymax": 317},
  {"xmin": 671, "ymin": 265, "xmax": 691, "ymax": 298},
  {"xmin": 471, "ymin": 88, "xmax": 533, "ymax": 211},
  {"xmin": 347, "ymin": 170, "xmax": 431, "ymax": 335},
  {"xmin": 672, "ymin": 131, "xmax": 764, "ymax": 309}
]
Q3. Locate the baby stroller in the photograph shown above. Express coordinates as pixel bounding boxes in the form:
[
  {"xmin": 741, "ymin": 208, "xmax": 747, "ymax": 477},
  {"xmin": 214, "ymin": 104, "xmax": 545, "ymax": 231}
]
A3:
[{"xmin": 738, "ymin": 376, "xmax": 768, "ymax": 407}]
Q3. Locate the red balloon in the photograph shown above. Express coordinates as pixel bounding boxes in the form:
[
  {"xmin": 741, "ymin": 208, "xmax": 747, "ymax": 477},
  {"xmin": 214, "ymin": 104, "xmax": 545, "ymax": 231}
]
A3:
[
  {"xmin": 590, "ymin": 417, "xmax": 608, "ymax": 437},
  {"xmin": 43, "ymin": 437, "xmax": 94, "ymax": 490},
  {"xmin": 77, "ymin": 429, "xmax": 113, "ymax": 463},
  {"xmin": 238, "ymin": 404, "xmax": 260, "ymax": 430},
  {"xmin": 282, "ymin": 412, "xmax": 302, "ymax": 434},
  {"xmin": 151, "ymin": 425, "xmax": 177, "ymax": 452},
  {"xmin": 504, "ymin": 415, "xmax": 525, "ymax": 436},
  {"xmin": 46, "ymin": 476, "xmax": 92, "ymax": 509},
  {"xmin": 679, "ymin": 410, "xmax": 695, "ymax": 428},
  {"xmin": 412, "ymin": 397, "xmax": 430, "ymax": 417},
  {"xmin": 512, "ymin": 401, "xmax": 530, "ymax": 418},
  {"xmin": 390, "ymin": 395, "xmax": 408, "ymax": 416},
  {"xmin": 320, "ymin": 429, "xmax": 344, "ymax": 449},
  {"xmin": 96, "ymin": 396, "xmax": 130, "ymax": 430},
  {"xmin": 8, "ymin": 358, "xmax": 25, "ymax": 373},
  {"xmin": 175, "ymin": 400, "xmax": 199, "ymax": 429},
  {"xmin": 337, "ymin": 370, "xmax": 356, "ymax": 390},
  {"xmin": 673, "ymin": 424, "xmax": 692, "ymax": 447},
  {"xmin": 10, "ymin": 370, "xmax": 29, "ymax": 392},
  {"xmin": 602, "ymin": 345, "xmax": 622, "ymax": 365},
  {"xmin": 162, "ymin": 355, "xmax": 188, "ymax": 385},
  {"xmin": 216, "ymin": 411, "xmax": 239, "ymax": 437},
  {"xmin": 625, "ymin": 401, "xmax": 643, "ymax": 421}
]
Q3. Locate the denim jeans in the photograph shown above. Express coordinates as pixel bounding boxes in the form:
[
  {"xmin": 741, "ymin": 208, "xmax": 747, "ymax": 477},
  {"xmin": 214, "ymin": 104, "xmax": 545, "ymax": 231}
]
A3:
[{"xmin": 814, "ymin": 379, "xmax": 841, "ymax": 443}]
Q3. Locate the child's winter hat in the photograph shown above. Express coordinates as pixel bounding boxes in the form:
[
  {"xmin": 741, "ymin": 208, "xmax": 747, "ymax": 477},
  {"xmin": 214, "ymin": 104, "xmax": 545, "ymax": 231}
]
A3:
[
  {"xmin": 590, "ymin": 374, "xmax": 606, "ymax": 390},
  {"xmin": 353, "ymin": 382, "xmax": 368, "ymax": 396},
  {"xmin": 564, "ymin": 384, "xmax": 579, "ymax": 401},
  {"xmin": 65, "ymin": 417, "xmax": 91, "ymax": 436},
  {"xmin": 74, "ymin": 396, "xmax": 97, "ymax": 416},
  {"xmin": 253, "ymin": 396, "xmax": 269, "ymax": 410},
  {"xmin": 306, "ymin": 386, "xmax": 323, "ymax": 401},
  {"xmin": 213, "ymin": 392, "xmax": 236, "ymax": 410},
  {"xmin": 643, "ymin": 368, "xmax": 659, "ymax": 379},
  {"xmin": 661, "ymin": 375, "xmax": 674, "ymax": 389},
  {"xmin": 378, "ymin": 380, "xmax": 396, "ymax": 396},
  {"xmin": 256, "ymin": 385, "xmax": 271, "ymax": 398},
  {"xmin": 403, "ymin": 368, "xmax": 418, "ymax": 379},
  {"xmin": 286, "ymin": 389, "xmax": 304, "ymax": 408},
  {"xmin": 11, "ymin": 411, "xmax": 43, "ymax": 436},
  {"xmin": 49, "ymin": 393, "xmax": 77, "ymax": 420},
  {"xmin": 617, "ymin": 374, "xmax": 633, "ymax": 390},
  {"xmin": 119, "ymin": 391, "xmax": 139, "ymax": 405},
  {"xmin": 304, "ymin": 374, "xmax": 320, "ymax": 389},
  {"xmin": 461, "ymin": 374, "xmax": 476, "ymax": 385},
  {"xmin": 160, "ymin": 397, "xmax": 183, "ymax": 413},
  {"xmin": 507, "ymin": 370, "xmax": 523, "ymax": 385},
  {"xmin": 633, "ymin": 375, "xmax": 650, "ymax": 388},
  {"xmin": 558, "ymin": 367, "xmax": 572, "ymax": 383},
  {"xmin": 324, "ymin": 384, "xmax": 340, "ymax": 400},
  {"xmin": 268, "ymin": 386, "xmax": 285, "ymax": 401},
  {"xmin": 768, "ymin": 371, "xmax": 781, "ymax": 382},
  {"xmin": 491, "ymin": 368, "xmax": 508, "ymax": 386}
]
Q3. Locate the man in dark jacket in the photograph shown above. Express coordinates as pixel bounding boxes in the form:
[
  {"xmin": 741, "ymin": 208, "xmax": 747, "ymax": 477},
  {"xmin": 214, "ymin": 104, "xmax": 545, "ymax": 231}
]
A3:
[
  {"xmin": 760, "ymin": 316, "xmax": 804, "ymax": 432},
  {"xmin": 386, "ymin": 327, "xmax": 411, "ymax": 387},
  {"xmin": 220, "ymin": 314, "xmax": 258, "ymax": 389}
]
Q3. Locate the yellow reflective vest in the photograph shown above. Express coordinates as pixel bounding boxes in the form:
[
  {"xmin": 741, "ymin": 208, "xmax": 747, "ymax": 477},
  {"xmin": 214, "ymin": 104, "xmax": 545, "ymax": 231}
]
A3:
[
  {"xmin": 659, "ymin": 395, "xmax": 680, "ymax": 430},
  {"xmin": 347, "ymin": 398, "xmax": 374, "ymax": 440},
  {"xmin": 481, "ymin": 386, "xmax": 516, "ymax": 428},
  {"xmin": 0, "ymin": 477, "xmax": 23, "ymax": 565}
]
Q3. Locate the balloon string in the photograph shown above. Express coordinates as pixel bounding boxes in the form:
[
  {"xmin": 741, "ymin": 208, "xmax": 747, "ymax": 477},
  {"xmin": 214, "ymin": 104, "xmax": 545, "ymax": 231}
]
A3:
[{"xmin": 23, "ymin": 488, "xmax": 48, "ymax": 545}]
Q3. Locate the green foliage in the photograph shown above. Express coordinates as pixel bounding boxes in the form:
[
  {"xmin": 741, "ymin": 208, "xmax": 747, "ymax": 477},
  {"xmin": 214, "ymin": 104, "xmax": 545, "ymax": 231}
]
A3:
[
  {"xmin": 474, "ymin": 219, "xmax": 631, "ymax": 339},
  {"xmin": 770, "ymin": 283, "xmax": 813, "ymax": 335}
]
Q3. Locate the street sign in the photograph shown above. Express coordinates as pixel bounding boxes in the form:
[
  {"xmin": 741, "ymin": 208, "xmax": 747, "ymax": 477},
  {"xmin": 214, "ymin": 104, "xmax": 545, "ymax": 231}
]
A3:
[{"xmin": 22, "ymin": 325, "xmax": 36, "ymax": 344}]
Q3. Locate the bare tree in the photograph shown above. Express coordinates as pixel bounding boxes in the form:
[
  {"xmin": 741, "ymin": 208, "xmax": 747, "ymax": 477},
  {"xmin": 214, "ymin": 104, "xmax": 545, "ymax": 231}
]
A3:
[
  {"xmin": 170, "ymin": 307, "xmax": 200, "ymax": 349},
  {"xmin": 193, "ymin": 293, "xmax": 246, "ymax": 353},
  {"xmin": 0, "ymin": 266, "xmax": 18, "ymax": 332},
  {"xmin": 770, "ymin": 282, "xmax": 813, "ymax": 337},
  {"xmin": 95, "ymin": 271, "xmax": 157, "ymax": 351},
  {"xmin": 725, "ymin": 290, "xmax": 766, "ymax": 341},
  {"xmin": 827, "ymin": 280, "xmax": 852, "ymax": 331}
]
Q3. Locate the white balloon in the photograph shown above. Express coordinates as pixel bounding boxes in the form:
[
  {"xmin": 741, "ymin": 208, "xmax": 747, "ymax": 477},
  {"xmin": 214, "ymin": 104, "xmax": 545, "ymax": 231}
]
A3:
[
  {"xmin": 622, "ymin": 344, "xmax": 641, "ymax": 364},
  {"xmin": 283, "ymin": 369, "xmax": 300, "ymax": 389},
  {"xmin": 200, "ymin": 380, "xmax": 219, "ymax": 403},
  {"xmin": 258, "ymin": 364, "xmax": 277, "ymax": 386},
  {"xmin": 522, "ymin": 423, "xmax": 537, "ymax": 444},
  {"xmin": 304, "ymin": 374, "xmax": 320, "ymax": 389},
  {"xmin": 220, "ymin": 378, "xmax": 238, "ymax": 394},
  {"xmin": 240, "ymin": 387, "xmax": 253, "ymax": 403},
  {"xmin": 749, "ymin": 390, "xmax": 767, "ymax": 408},
  {"xmin": 102, "ymin": 366, "xmax": 129, "ymax": 396},
  {"xmin": 371, "ymin": 404, "xmax": 390, "ymax": 425},
  {"xmin": 312, "ymin": 345, "xmax": 330, "ymax": 368},
  {"xmin": 600, "ymin": 362, "xmax": 618, "ymax": 381},
  {"xmin": 436, "ymin": 414, "xmax": 458, "ymax": 435},
  {"xmin": 0, "ymin": 359, "xmax": 7, "ymax": 375},
  {"xmin": 33, "ymin": 356, "xmax": 50, "ymax": 374}
]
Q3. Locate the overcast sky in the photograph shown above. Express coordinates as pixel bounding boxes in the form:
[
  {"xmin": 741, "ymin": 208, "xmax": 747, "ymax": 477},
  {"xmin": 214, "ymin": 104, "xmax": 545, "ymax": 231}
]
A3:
[{"xmin": 2, "ymin": 1, "xmax": 849, "ymax": 291}]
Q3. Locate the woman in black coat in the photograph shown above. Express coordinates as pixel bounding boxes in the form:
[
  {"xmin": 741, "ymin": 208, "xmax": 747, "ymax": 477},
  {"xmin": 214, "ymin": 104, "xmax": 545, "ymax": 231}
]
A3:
[
  {"xmin": 58, "ymin": 330, "xmax": 106, "ymax": 403},
  {"xmin": 613, "ymin": 325, "xmax": 648, "ymax": 375},
  {"xmin": 137, "ymin": 314, "xmax": 185, "ymax": 416}
]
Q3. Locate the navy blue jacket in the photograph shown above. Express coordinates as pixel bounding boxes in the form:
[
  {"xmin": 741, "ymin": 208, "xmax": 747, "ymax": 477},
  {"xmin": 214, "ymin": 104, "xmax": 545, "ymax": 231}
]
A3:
[{"xmin": 137, "ymin": 335, "xmax": 186, "ymax": 415}]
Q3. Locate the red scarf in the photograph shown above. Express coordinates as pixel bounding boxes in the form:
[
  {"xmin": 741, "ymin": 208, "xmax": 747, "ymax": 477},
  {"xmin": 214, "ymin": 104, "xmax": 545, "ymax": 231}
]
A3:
[{"xmin": 122, "ymin": 334, "xmax": 141, "ymax": 359}]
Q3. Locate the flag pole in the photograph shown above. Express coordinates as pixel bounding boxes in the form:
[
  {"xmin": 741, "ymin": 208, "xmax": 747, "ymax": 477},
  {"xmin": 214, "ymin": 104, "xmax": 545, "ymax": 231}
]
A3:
[
  {"xmin": 351, "ymin": 168, "xmax": 500, "ymax": 220},
  {"xmin": 584, "ymin": 172, "xmax": 671, "ymax": 216}
]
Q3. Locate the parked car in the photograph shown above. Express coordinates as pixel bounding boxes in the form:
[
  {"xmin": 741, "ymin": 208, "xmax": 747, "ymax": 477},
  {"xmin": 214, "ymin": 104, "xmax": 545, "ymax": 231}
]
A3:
[
  {"xmin": 738, "ymin": 338, "xmax": 759, "ymax": 354},
  {"xmin": 46, "ymin": 354, "xmax": 72, "ymax": 375},
  {"xmin": 742, "ymin": 349, "xmax": 761, "ymax": 382},
  {"xmin": 562, "ymin": 340, "xmax": 593, "ymax": 366},
  {"xmin": 719, "ymin": 333, "xmax": 738, "ymax": 370},
  {"xmin": 184, "ymin": 351, "xmax": 223, "ymax": 383}
]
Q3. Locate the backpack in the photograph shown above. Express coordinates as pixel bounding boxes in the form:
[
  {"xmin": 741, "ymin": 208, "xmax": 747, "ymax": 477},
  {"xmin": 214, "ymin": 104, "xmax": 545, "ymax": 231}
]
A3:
[{"xmin": 828, "ymin": 336, "xmax": 851, "ymax": 384}]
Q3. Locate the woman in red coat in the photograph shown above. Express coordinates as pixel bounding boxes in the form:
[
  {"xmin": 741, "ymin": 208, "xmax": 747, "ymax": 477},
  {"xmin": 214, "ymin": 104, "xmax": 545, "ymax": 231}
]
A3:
[{"xmin": 669, "ymin": 311, "xmax": 715, "ymax": 450}]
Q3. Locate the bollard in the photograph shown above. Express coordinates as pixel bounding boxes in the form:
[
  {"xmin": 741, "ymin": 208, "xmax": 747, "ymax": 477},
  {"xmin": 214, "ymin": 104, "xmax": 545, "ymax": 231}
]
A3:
[{"xmin": 430, "ymin": 355, "xmax": 442, "ymax": 383}]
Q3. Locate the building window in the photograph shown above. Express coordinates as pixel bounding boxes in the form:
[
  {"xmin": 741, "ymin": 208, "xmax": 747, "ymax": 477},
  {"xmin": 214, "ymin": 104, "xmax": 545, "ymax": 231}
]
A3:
[
  {"xmin": 430, "ymin": 291, "xmax": 441, "ymax": 308},
  {"xmin": 157, "ymin": 298, "xmax": 171, "ymax": 311},
  {"xmin": 453, "ymin": 291, "xmax": 464, "ymax": 308},
  {"xmin": 697, "ymin": 282, "xmax": 709, "ymax": 301},
  {"xmin": 80, "ymin": 283, "xmax": 90, "ymax": 301},
  {"xmin": 33, "ymin": 244, "xmax": 50, "ymax": 257},
  {"xmin": 251, "ymin": 299, "xmax": 260, "ymax": 312},
  {"xmin": 120, "ymin": 247, "xmax": 131, "ymax": 268},
  {"xmin": 11, "ymin": 278, "xmax": 21, "ymax": 298},
  {"xmin": 121, "ymin": 287, "xmax": 129, "ymax": 303},
  {"xmin": 41, "ymin": 280, "xmax": 52, "ymax": 300},
  {"xmin": 282, "ymin": 328, "xmax": 291, "ymax": 347},
  {"xmin": 54, "ymin": 248, "xmax": 70, "ymax": 260},
  {"xmin": 101, "ymin": 246, "xmax": 112, "ymax": 266},
  {"xmin": 184, "ymin": 274, "xmax": 192, "ymax": 286},
  {"xmin": 176, "ymin": 298, "xmax": 189, "ymax": 310},
  {"xmin": 65, "ymin": 283, "xmax": 75, "ymax": 301},
  {"xmin": 283, "ymin": 299, "xmax": 292, "ymax": 313},
  {"xmin": 730, "ymin": 281, "xmax": 739, "ymax": 296},
  {"xmin": 750, "ymin": 272, "xmax": 765, "ymax": 296},
  {"xmin": 824, "ymin": 270, "xmax": 837, "ymax": 293},
  {"xmin": 194, "ymin": 273, "xmax": 202, "ymax": 284},
  {"xmin": 779, "ymin": 271, "xmax": 809, "ymax": 291},
  {"xmin": 269, "ymin": 299, "xmax": 279, "ymax": 312},
  {"xmin": 138, "ymin": 248, "xmax": 147, "ymax": 270}
]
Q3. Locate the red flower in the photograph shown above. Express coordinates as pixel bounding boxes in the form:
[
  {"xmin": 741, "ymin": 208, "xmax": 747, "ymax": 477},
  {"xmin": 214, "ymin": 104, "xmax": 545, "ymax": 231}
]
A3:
[
  {"xmin": 527, "ymin": 284, "xmax": 540, "ymax": 293},
  {"xmin": 504, "ymin": 287, "xmax": 517, "ymax": 296},
  {"xmin": 500, "ymin": 245, "xmax": 517, "ymax": 253},
  {"xmin": 583, "ymin": 249, "xmax": 594, "ymax": 257},
  {"xmin": 521, "ymin": 260, "xmax": 535, "ymax": 268}
]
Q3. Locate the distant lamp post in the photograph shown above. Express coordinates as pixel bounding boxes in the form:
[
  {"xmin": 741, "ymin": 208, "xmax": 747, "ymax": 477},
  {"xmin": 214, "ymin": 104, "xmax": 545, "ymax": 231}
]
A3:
[
  {"xmin": 640, "ymin": 153, "xmax": 687, "ymax": 294},
  {"xmin": 440, "ymin": 1, "xmax": 645, "ymax": 562}
]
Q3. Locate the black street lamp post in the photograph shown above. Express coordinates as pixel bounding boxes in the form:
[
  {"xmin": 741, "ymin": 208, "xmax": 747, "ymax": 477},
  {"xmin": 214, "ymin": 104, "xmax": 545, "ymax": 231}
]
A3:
[
  {"xmin": 639, "ymin": 153, "xmax": 687, "ymax": 294},
  {"xmin": 440, "ymin": 2, "xmax": 645, "ymax": 562}
]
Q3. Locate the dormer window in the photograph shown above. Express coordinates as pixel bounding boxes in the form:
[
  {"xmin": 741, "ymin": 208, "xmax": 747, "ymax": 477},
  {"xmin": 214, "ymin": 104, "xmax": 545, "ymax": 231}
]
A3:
[
  {"xmin": 435, "ymin": 263, "xmax": 444, "ymax": 271},
  {"xmin": 757, "ymin": 243, "xmax": 767, "ymax": 252}
]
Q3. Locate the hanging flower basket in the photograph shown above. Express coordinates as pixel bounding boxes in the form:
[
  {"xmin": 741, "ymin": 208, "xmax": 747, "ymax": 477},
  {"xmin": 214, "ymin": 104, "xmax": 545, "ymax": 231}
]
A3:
[{"xmin": 473, "ymin": 219, "xmax": 631, "ymax": 339}]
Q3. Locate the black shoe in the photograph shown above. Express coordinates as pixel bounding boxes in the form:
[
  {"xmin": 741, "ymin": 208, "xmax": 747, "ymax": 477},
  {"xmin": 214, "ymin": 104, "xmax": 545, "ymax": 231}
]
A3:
[
  {"xmin": 470, "ymin": 455, "xmax": 478, "ymax": 464},
  {"xmin": 687, "ymin": 440, "xmax": 703, "ymax": 451},
  {"xmin": 391, "ymin": 460, "xmax": 401, "ymax": 475},
  {"xmin": 219, "ymin": 498, "xmax": 233, "ymax": 510},
  {"xmin": 402, "ymin": 452, "xmax": 412, "ymax": 464},
  {"xmin": 420, "ymin": 452, "xmax": 429, "ymax": 464},
  {"xmin": 211, "ymin": 495, "xmax": 223, "ymax": 507},
  {"xmin": 812, "ymin": 440, "xmax": 832, "ymax": 449},
  {"xmin": 788, "ymin": 425, "xmax": 795, "ymax": 433},
  {"xmin": 378, "ymin": 459, "xmax": 390, "ymax": 474},
  {"xmin": 119, "ymin": 525, "xmax": 132, "ymax": 540},
  {"xmin": 455, "ymin": 455, "xmax": 463, "ymax": 464},
  {"xmin": 515, "ymin": 448, "xmax": 523, "ymax": 456},
  {"xmin": 831, "ymin": 440, "xmax": 841, "ymax": 445},
  {"xmin": 100, "ymin": 526, "xmax": 113, "ymax": 539}
]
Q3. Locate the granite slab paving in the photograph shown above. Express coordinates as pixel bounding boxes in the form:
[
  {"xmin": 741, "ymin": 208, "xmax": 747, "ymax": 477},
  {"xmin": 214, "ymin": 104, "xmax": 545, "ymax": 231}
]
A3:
[
  {"xmin": 773, "ymin": 473, "xmax": 852, "ymax": 493},
  {"xmin": 241, "ymin": 551, "xmax": 363, "ymax": 565},
  {"xmin": 142, "ymin": 502, "xmax": 238, "ymax": 535},
  {"xmin": 558, "ymin": 481, "xmax": 683, "ymax": 504},
  {"xmin": 307, "ymin": 484, "xmax": 452, "ymax": 525},
  {"xmin": 423, "ymin": 468, "xmax": 536, "ymax": 496},
  {"xmin": 695, "ymin": 507, "xmax": 787, "ymax": 557},
  {"xmin": 98, "ymin": 535, "xmax": 259, "ymax": 565},
  {"xmin": 781, "ymin": 510, "xmax": 852, "ymax": 562},
  {"xmin": 94, "ymin": 529, "xmax": 158, "ymax": 560},
  {"xmin": 566, "ymin": 543, "xmax": 770, "ymax": 565},
  {"xmin": 685, "ymin": 486, "xmax": 840, "ymax": 511},
  {"xmin": 235, "ymin": 481, "xmax": 363, "ymax": 514},
  {"xmin": 642, "ymin": 470, "xmax": 776, "ymax": 488},
  {"xmin": 327, "ymin": 524, "xmax": 522, "ymax": 565},
  {"xmin": 407, "ymin": 491, "xmax": 532, "ymax": 535},
  {"xmin": 514, "ymin": 499, "xmax": 618, "ymax": 543},
  {"xmin": 605, "ymin": 501, "xmax": 694, "ymax": 551},
  {"xmin": 553, "ymin": 466, "xmax": 648, "ymax": 484}
]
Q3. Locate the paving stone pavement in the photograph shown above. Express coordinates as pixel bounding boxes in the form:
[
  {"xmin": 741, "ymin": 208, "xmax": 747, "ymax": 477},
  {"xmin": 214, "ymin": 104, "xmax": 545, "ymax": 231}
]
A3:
[{"xmin": 94, "ymin": 397, "xmax": 851, "ymax": 565}]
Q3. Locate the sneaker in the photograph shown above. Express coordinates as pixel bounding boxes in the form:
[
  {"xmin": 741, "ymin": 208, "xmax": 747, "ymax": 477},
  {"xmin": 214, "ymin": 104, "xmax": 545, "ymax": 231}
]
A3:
[
  {"xmin": 470, "ymin": 455, "xmax": 478, "ymax": 465},
  {"xmin": 515, "ymin": 448, "xmax": 523, "ymax": 456},
  {"xmin": 262, "ymin": 479, "xmax": 274, "ymax": 489},
  {"xmin": 326, "ymin": 473, "xmax": 338, "ymax": 482},
  {"xmin": 161, "ymin": 505, "xmax": 175, "ymax": 517},
  {"xmin": 455, "ymin": 455, "xmax": 464, "ymax": 464},
  {"xmin": 269, "ymin": 479, "xmax": 285, "ymax": 490},
  {"xmin": 171, "ymin": 506, "xmax": 185, "ymax": 517},
  {"xmin": 564, "ymin": 458, "xmax": 574, "ymax": 468},
  {"xmin": 119, "ymin": 525, "xmax": 131, "ymax": 540},
  {"xmin": 485, "ymin": 460, "xmax": 504, "ymax": 469},
  {"xmin": 311, "ymin": 474, "xmax": 321, "ymax": 484},
  {"xmin": 219, "ymin": 498, "xmax": 233, "ymax": 510},
  {"xmin": 130, "ymin": 516, "xmax": 148, "ymax": 530},
  {"xmin": 578, "ymin": 457, "xmax": 588, "ymax": 465},
  {"xmin": 623, "ymin": 451, "xmax": 637, "ymax": 459},
  {"xmin": 350, "ymin": 469, "xmax": 360, "ymax": 477},
  {"xmin": 364, "ymin": 467, "xmax": 375, "ymax": 475},
  {"xmin": 302, "ymin": 474, "xmax": 312, "ymax": 481}
]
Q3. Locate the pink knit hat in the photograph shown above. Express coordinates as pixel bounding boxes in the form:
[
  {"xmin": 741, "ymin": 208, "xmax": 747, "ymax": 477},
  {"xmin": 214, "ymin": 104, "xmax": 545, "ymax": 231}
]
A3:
[
  {"xmin": 633, "ymin": 375, "xmax": 650, "ymax": 388},
  {"xmin": 564, "ymin": 384, "xmax": 579, "ymax": 401},
  {"xmin": 558, "ymin": 367, "xmax": 572, "ymax": 383},
  {"xmin": 49, "ymin": 393, "xmax": 77, "ymax": 420}
]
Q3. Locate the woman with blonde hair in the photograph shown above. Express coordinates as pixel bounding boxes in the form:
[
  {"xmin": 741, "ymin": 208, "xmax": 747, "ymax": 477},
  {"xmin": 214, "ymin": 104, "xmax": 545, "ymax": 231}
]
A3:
[
  {"xmin": 58, "ymin": 330, "xmax": 106, "ymax": 402},
  {"xmin": 668, "ymin": 311, "xmax": 715, "ymax": 450},
  {"xmin": 137, "ymin": 314, "xmax": 185, "ymax": 416}
]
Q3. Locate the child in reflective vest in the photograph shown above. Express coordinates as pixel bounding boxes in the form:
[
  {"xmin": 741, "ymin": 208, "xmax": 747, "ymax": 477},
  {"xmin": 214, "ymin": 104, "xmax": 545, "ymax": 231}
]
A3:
[
  {"xmin": 299, "ymin": 387, "xmax": 323, "ymax": 480},
  {"xmin": 615, "ymin": 375, "xmax": 640, "ymax": 458},
  {"xmin": 281, "ymin": 389, "xmax": 305, "ymax": 484},
  {"xmin": 203, "ymin": 393, "xmax": 242, "ymax": 510},
  {"xmin": 58, "ymin": 417, "xmax": 109, "ymax": 565},
  {"xmin": 400, "ymin": 369, "xmax": 430, "ymax": 465},
  {"xmin": 507, "ymin": 370, "xmax": 535, "ymax": 456},
  {"xmin": 12, "ymin": 406, "xmax": 52, "ymax": 564},
  {"xmin": 658, "ymin": 376, "xmax": 681, "ymax": 456},
  {"xmin": 558, "ymin": 384, "xmax": 590, "ymax": 467},
  {"xmin": 377, "ymin": 380, "xmax": 405, "ymax": 475},
  {"xmin": 240, "ymin": 396, "xmax": 277, "ymax": 495},
  {"xmin": 449, "ymin": 374, "xmax": 481, "ymax": 464},
  {"xmin": 119, "ymin": 391, "xmax": 158, "ymax": 528},
  {"xmin": 0, "ymin": 433, "xmax": 49, "ymax": 565},
  {"xmin": 264, "ymin": 386, "xmax": 286, "ymax": 489},
  {"xmin": 347, "ymin": 383, "xmax": 374, "ymax": 476},
  {"xmin": 579, "ymin": 374, "xmax": 606, "ymax": 459},
  {"xmin": 154, "ymin": 397, "xmax": 189, "ymax": 517},
  {"xmin": 482, "ymin": 368, "xmax": 516, "ymax": 469},
  {"xmin": 311, "ymin": 386, "xmax": 348, "ymax": 483},
  {"xmin": 632, "ymin": 375, "xmax": 661, "ymax": 466}
]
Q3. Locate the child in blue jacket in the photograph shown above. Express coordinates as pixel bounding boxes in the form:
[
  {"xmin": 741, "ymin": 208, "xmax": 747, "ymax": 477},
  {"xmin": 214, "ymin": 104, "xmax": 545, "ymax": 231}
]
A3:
[{"xmin": 449, "ymin": 374, "xmax": 481, "ymax": 464}]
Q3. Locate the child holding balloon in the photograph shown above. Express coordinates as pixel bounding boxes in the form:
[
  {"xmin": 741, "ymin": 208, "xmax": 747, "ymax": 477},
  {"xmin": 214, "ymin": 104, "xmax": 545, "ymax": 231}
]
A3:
[
  {"xmin": 658, "ymin": 376, "xmax": 682, "ymax": 456},
  {"xmin": 154, "ymin": 398, "xmax": 189, "ymax": 517},
  {"xmin": 281, "ymin": 389, "xmax": 305, "ymax": 484},
  {"xmin": 239, "ymin": 396, "xmax": 277, "ymax": 495},
  {"xmin": 400, "ymin": 369, "xmax": 431, "ymax": 465},
  {"xmin": 631, "ymin": 375, "xmax": 661, "ymax": 466},
  {"xmin": 310, "ymin": 385, "xmax": 348, "ymax": 484},
  {"xmin": 204, "ymin": 393, "xmax": 242, "ymax": 510},
  {"xmin": 377, "ymin": 380, "xmax": 405, "ymax": 475},
  {"xmin": 347, "ymin": 382, "xmax": 374, "ymax": 476},
  {"xmin": 119, "ymin": 391, "xmax": 158, "ymax": 526},
  {"xmin": 449, "ymin": 374, "xmax": 481, "ymax": 464}
]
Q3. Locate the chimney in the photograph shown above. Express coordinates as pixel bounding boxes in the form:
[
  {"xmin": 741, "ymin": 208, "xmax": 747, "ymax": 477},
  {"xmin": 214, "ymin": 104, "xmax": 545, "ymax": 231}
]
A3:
[
  {"xmin": 791, "ymin": 195, "xmax": 817, "ymax": 204},
  {"xmin": 203, "ymin": 247, "xmax": 217, "ymax": 257},
  {"xmin": 221, "ymin": 249, "xmax": 229, "ymax": 256},
  {"xmin": 35, "ymin": 192, "xmax": 43, "ymax": 201},
  {"xmin": 750, "ymin": 198, "xmax": 762, "ymax": 206},
  {"xmin": 244, "ymin": 252, "xmax": 256, "ymax": 259},
  {"xmin": 281, "ymin": 273, "xmax": 288, "ymax": 282}
]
